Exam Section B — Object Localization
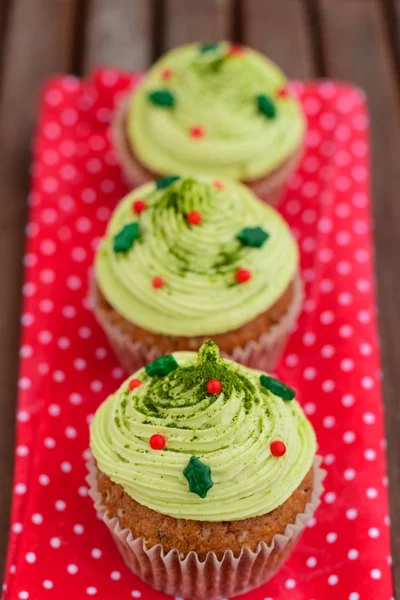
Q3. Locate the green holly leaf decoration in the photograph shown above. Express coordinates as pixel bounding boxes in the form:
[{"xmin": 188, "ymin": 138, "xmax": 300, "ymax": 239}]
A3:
[
  {"xmin": 155, "ymin": 175, "xmax": 180, "ymax": 190},
  {"xmin": 237, "ymin": 226, "xmax": 270, "ymax": 248},
  {"xmin": 199, "ymin": 43, "xmax": 220, "ymax": 54},
  {"xmin": 260, "ymin": 375, "xmax": 296, "ymax": 401},
  {"xmin": 148, "ymin": 89, "xmax": 175, "ymax": 107},
  {"xmin": 183, "ymin": 456, "xmax": 213, "ymax": 498},
  {"xmin": 145, "ymin": 354, "xmax": 179, "ymax": 377},
  {"xmin": 257, "ymin": 94, "xmax": 277, "ymax": 119},
  {"xmin": 113, "ymin": 223, "xmax": 140, "ymax": 253}
]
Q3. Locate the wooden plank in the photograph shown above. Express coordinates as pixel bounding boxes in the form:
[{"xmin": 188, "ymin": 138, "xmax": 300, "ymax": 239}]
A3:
[
  {"xmin": 83, "ymin": 0, "xmax": 154, "ymax": 73},
  {"xmin": 242, "ymin": 0, "xmax": 316, "ymax": 79},
  {"xmin": 318, "ymin": 0, "xmax": 400, "ymax": 596},
  {"xmin": 163, "ymin": 0, "xmax": 233, "ymax": 52},
  {"xmin": 0, "ymin": 0, "xmax": 77, "ymax": 579}
]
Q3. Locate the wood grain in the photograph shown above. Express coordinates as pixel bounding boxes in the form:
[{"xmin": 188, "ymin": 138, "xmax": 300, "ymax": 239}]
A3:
[
  {"xmin": 242, "ymin": 0, "xmax": 316, "ymax": 79},
  {"xmin": 83, "ymin": 0, "xmax": 154, "ymax": 73},
  {"xmin": 0, "ymin": 0, "xmax": 77, "ymax": 580},
  {"xmin": 318, "ymin": 0, "xmax": 400, "ymax": 595}
]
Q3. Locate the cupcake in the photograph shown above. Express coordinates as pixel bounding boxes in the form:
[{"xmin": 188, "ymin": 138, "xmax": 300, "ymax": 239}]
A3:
[
  {"xmin": 112, "ymin": 41, "xmax": 305, "ymax": 206},
  {"xmin": 87, "ymin": 340, "xmax": 324, "ymax": 600},
  {"xmin": 91, "ymin": 176, "xmax": 303, "ymax": 373}
]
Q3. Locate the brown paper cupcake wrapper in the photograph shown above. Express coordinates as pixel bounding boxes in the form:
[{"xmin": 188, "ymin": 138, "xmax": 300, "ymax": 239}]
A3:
[
  {"xmin": 86, "ymin": 456, "xmax": 325, "ymax": 600},
  {"xmin": 90, "ymin": 272, "xmax": 304, "ymax": 375},
  {"xmin": 111, "ymin": 94, "xmax": 304, "ymax": 207}
]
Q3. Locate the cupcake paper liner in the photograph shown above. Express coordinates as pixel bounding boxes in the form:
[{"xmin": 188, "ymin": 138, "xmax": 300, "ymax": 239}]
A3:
[
  {"xmin": 90, "ymin": 272, "xmax": 304, "ymax": 375},
  {"xmin": 86, "ymin": 456, "xmax": 325, "ymax": 600},
  {"xmin": 111, "ymin": 93, "xmax": 304, "ymax": 207}
]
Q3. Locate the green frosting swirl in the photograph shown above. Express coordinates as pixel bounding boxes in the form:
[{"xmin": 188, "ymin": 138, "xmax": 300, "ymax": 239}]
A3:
[
  {"xmin": 90, "ymin": 341, "xmax": 317, "ymax": 521},
  {"xmin": 128, "ymin": 42, "xmax": 305, "ymax": 180},
  {"xmin": 95, "ymin": 176, "xmax": 298, "ymax": 336}
]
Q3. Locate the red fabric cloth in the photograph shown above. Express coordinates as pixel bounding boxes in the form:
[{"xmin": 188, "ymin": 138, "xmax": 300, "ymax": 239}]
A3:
[{"xmin": 2, "ymin": 70, "xmax": 393, "ymax": 600}]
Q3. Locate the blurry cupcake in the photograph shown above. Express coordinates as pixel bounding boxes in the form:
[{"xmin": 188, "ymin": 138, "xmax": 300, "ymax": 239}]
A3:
[
  {"xmin": 112, "ymin": 41, "xmax": 305, "ymax": 206},
  {"xmin": 87, "ymin": 340, "xmax": 323, "ymax": 600},
  {"xmin": 91, "ymin": 176, "xmax": 303, "ymax": 372}
]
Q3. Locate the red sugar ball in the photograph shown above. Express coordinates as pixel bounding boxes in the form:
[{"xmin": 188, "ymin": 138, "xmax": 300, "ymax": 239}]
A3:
[
  {"xmin": 213, "ymin": 180, "xmax": 224, "ymax": 191},
  {"xmin": 235, "ymin": 268, "xmax": 252, "ymax": 284},
  {"xmin": 150, "ymin": 434, "xmax": 166, "ymax": 450},
  {"xmin": 277, "ymin": 86, "xmax": 290, "ymax": 98},
  {"xmin": 270, "ymin": 440, "xmax": 287, "ymax": 457},
  {"xmin": 206, "ymin": 379, "xmax": 222, "ymax": 394},
  {"xmin": 161, "ymin": 67, "xmax": 173, "ymax": 80},
  {"xmin": 152, "ymin": 276, "xmax": 165, "ymax": 289},
  {"xmin": 133, "ymin": 199, "xmax": 147, "ymax": 214},
  {"xmin": 186, "ymin": 211, "xmax": 202, "ymax": 225},
  {"xmin": 190, "ymin": 125, "xmax": 205, "ymax": 138},
  {"xmin": 129, "ymin": 378, "xmax": 142, "ymax": 391},
  {"xmin": 227, "ymin": 44, "xmax": 244, "ymax": 57}
]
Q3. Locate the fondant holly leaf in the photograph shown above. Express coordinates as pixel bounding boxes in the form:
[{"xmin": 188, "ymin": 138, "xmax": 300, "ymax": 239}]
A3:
[
  {"xmin": 148, "ymin": 89, "xmax": 175, "ymax": 107},
  {"xmin": 145, "ymin": 354, "xmax": 179, "ymax": 377},
  {"xmin": 155, "ymin": 175, "xmax": 180, "ymax": 190},
  {"xmin": 183, "ymin": 456, "xmax": 213, "ymax": 498},
  {"xmin": 113, "ymin": 223, "xmax": 140, "ymax": 253},
  {"xmin": 260, "ymin": 375, "xmax": 295, "ymax": 401},
  {"xmin": 199, "ymin": 43, "xmax": 220, "ymax": 54},
  {"xmin": 257, "ymin": 94, "xmax": 277, "ymax": 119},
  {"xmin": 237, "ymin": 226, "xmax": 270, "ymax": 248}
]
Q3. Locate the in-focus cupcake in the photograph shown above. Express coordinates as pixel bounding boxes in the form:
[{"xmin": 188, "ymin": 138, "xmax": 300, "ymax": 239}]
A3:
[
  {"xmin": 112, "ymin": 41, "xmax": 306, "ymax": 206},
  {"xmin": 87, "ymin": 341, "xmax": 323, "ymax": 600},
  {"xmin": 91, "ymin": 176, "xmax": 303, "ymax": 373}
]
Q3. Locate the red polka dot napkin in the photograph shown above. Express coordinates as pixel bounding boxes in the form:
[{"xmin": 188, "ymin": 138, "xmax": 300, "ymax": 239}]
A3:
[{"xmin": 2, "ymin": 70, "xmax": 393, "ymax": 600}]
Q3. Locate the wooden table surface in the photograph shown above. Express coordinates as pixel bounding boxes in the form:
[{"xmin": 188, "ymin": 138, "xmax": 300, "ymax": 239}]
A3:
[{"xmin": 0, "ymin": 0, "xmax": 399, "ymax": 595}]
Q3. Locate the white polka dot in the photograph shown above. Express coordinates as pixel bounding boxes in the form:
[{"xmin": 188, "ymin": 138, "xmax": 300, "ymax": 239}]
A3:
[
  {"xmin": 342, "ymin": 394, "xmax": 355, "ymax": 407},
  {"xmin": 323, "ymin": 416, "xmax": 336, "ymax": 429},
  {"xmin": 336, "ymin": 231, "xmax": 351, "ymax": 246},
  {"xmin": 341, "ymin": 358, "xmax": 354, "ymax": 372},
  {"xmin": 303, "ymin": 155, "xmax": 320, "ymax": 172},
  {"xmin": 32, "ymin": 513, "xmax": 43, "ymax": 524},
  {"xmin": 55, "ymin": 500, "xmax": 67, "ymax": 511},
  {"xmin": 361, "ymin": 376, "xmax": 374, "ymax": 389},
  {"xmin": 18, "ymin": 377, "xmax": 31, "ymax": 390},
  {"xmin": 353, "ymin": 192, "xmax": 368, "ymax": 208},
  {"xmin": 322, "ymin": 379, "xmax": 335, "ymax": 392},
  {"xmin": 90, "ymin": 380, "xmax": 103, "ymax": 393},
  {"xmin": 21, "ymin": 313, "xmax": 34, "ymax": 327},
  {"xmin": 307, "ymin": 516, "xmax": 317, "ymax": 528},
  {"xmin": 306, "ymin": 556, "xmax": 317, "ymax": 568},
  {"xmin": 67, "ymin": 275, "xmax": 82, "ymax": 291},
  {"xmin": 15, "ymin": 483, "xmax": 27, "ymax": 495},
  {"xmin": 370, "ymin": 569, "xmax": 381, "ymax": 580},
  {"xmin": 337, "ymin": 261, "xmax": 352, "ymax": 275},
  {"xmin": 320, "ymin": 310, "xmax": 334, "ymax": 325},
  {"xmin": 39, "ymin": 474, "xmax": 50, "ymax": 486},
  {"xmin": 38, "ymin": 363, "xmax": 50, "ymax": 375},
  {"xmin": 50, "ymin": 537, "xmax": 61, "ymax": 549},
  {"xmin": 43, "ymin": 580, "xmax": 54, "ymax": 590},
  {"xmin": 325, "ymin": 492, "xmax": 336, "ymax": 504},
  {"xmin": 91, "ymin": 548, "xmax": 102, "ymax": 559},
  {"xmin": 302, "ymin": 237, "xmax": 316, "ymax": 252},
  {"xmin": 321, "ymin": 345, "xmax": 335, "ymax": 358},
  {"xmin": 78, "ymin": 486, "xmax": 89, "ymax": 497},
  {"xmin": 48, "ymin": 403, "xmax": 61, "ymax": 417},
  {"xmin": 303, "ymin": 367, "xmax": 317, "ymax": 381},
  {"xmin": 46, "ymin": 89, "xmax": 63, "ymax": 106},
  {"xmin": 18, "ymin": 592, "xmax": 29, "ymax": 599},
  {"xmin": 67, "ymin": 564, "xmax": 78, "ymax": 574},
  {"xmin": 339, "ymin": 324, "xmax": 353, "ymax": 338},
  {"xmin": 344, "ymin": 468, "xmax": 356, "ymax": 481},
  {"xmin": 57, "ymin": 337, "xmax": 70, "ymax": 350},
  {"xmin": 348, "ymin": 549, "xmax": 359, "ymax": 561},
  {"xmin": 343, "ymin": 431, "xmax": 356, "ymax": 444},
  {"xmin": 354, "ymin": 220, "xmax": 369, "ymax": 235},
  {"xmin": 320, "ymin": 112, "xmax": 336, "ymax": 129},
  {"xmin": 360, "ymin": 342, "xmax": 373, "ymax": 356},
  {"xmin": 61, "ymin": 461, "xmax": 72, "ymax": 473},
  {"xmin": 44, "ymin": 437, "xmax": 56, "ymax": 449},
  {"xmin": 23, "ymin": 253, "xmax": 38, "ymax": 267},
  {"xmin": 326, "ymin": 532, "xmax": 337, "ymax": 543},
  {"xmin": 320, "ymin": 279, "xmax": 334, "ymax": 293},
  {"xmin": 110, "ymin": 571, "xmax": 121, "ymax": 581},
  {"xmin": 369, "ymin": 527, "xmax": 380, "ymax": 538},
  {"xmin": 12, "ymin": 522, "xmax": 23, "ymax": 533},
  {"xmin": 16, "ymin": 445, "xmax": 29, "ymax": 457},
  {"xmin": 366, "ymin": 487, "xmax": 378, "ymax": 499},
  {"xmin": 346, "ymin": 508, "xmax": 358, "ymax": 520},
  {"xmin": 363, "ymin": 412, "xmax": 376, "ymax": 425},
  {"xmin": 65, "ymin": 426, "xmax": 78, "ymax": 439},
  {"xmin": 44, "ymin": 121, "xmax": 61, "ymax": 140},
  {"xmin": 328, "ymin": 575, "xmax": 338, "ymax": 586},
  {"xmin": 285, "ymin": 579, "xmax": 296, "ymax": 590},
  {"xmin": 95, "ymin": 347, "xmax": 108, "ymax": 360},
  {"xmin": 304, "ymin": 402, "xmax": 316, "ymax": 416},
  {"xmin": 86, "ymin": 587, "xmax": 97, "ymax": 596},
  {"xmin": 365, "ymin": 448, "xmax": 377, "ymax": 461},
  {"xmin": 286, "ymin": 199, "xmax": 301, "ymax": 215},
  {"xmin": 302, "ymin": 208, "xmax": 317, "ymax": 223},
  {"xmin": 324, "ymin": 454, "xmax": 335, "ymax": 465},
  {"xmin": 74, "ymin": 358, "xmax": 87, "ymax": 371},
  {"xmin": 72, "ymin": 247, "xmax": 87, "ymax": 262},
  {"xmin": 319, "ymin": 248, "xmax": 333, "ymax": 263},
  {"xmin": 336, "ymin": 124, "xmax": 351, "ymax": 141},
  {"xmin": 69, "ymin": 393, "xmax": 82, "ymax": 405},
  {"xmin": 131, "ymin": 593, "xmax": 141, "ymax": 599},
  {"xmin": 302, "ymin": 182, "xmax": 318, "ymax": 199},
  {"xmin": 25, "ymin": 552, "xmax": 36, "ymax": 564},
  {"xmin": 73, "ymin": 524, "xmax": 84, "ymax": 535}
]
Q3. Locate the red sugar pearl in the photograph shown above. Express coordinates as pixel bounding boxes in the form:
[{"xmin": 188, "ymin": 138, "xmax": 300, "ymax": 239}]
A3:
[
  {"xmin": 206, "ymin": 379, "xmax": 222, "ymax": 394},
  {"xmin": 270, "ymin": 441, "xmax": 287, "ymax": 457},
  {"xmin": 190, "ymin": 125, "xmax": 205, "ymax": 139},
  {"xmin": 133, "ymin": 199, "xmax": 147, "ymax": 214},
  {"xmin": 227, "ymin": 44, "xmax": 244, "ymax": 57},
  {"xmin": 235, "ymin": 268, "xmax": 252, "ymax": 284},
  {"xmin": 213, "ymin": 180, "xmax": 224, "ymax": 191},
  {"xmin": 150, "ymin": 434, "xmax": 166, "ymax": 450},
  {"xmin": 186, "ymin": 211, "xmax": 202, "ymax": 225},
  {"xmin": 152, "ymin": 276, "xmax": 165, "ymax": 289},
  {"xmin": 277, "ymin": 86, "xmax": 290, "ymax": 98},
  {"xmin": 129, "ymin": 378, "xmax": 142, "ymax": 391},
  {"xmin": 161, "ymin": 67, "xmax": 173, "ymax": 80}
]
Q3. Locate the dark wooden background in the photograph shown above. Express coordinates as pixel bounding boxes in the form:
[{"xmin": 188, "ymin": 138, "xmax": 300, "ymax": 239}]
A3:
[{"xmin": 0, "ymin": 0, "xmax": 399, "ymax": 595}]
